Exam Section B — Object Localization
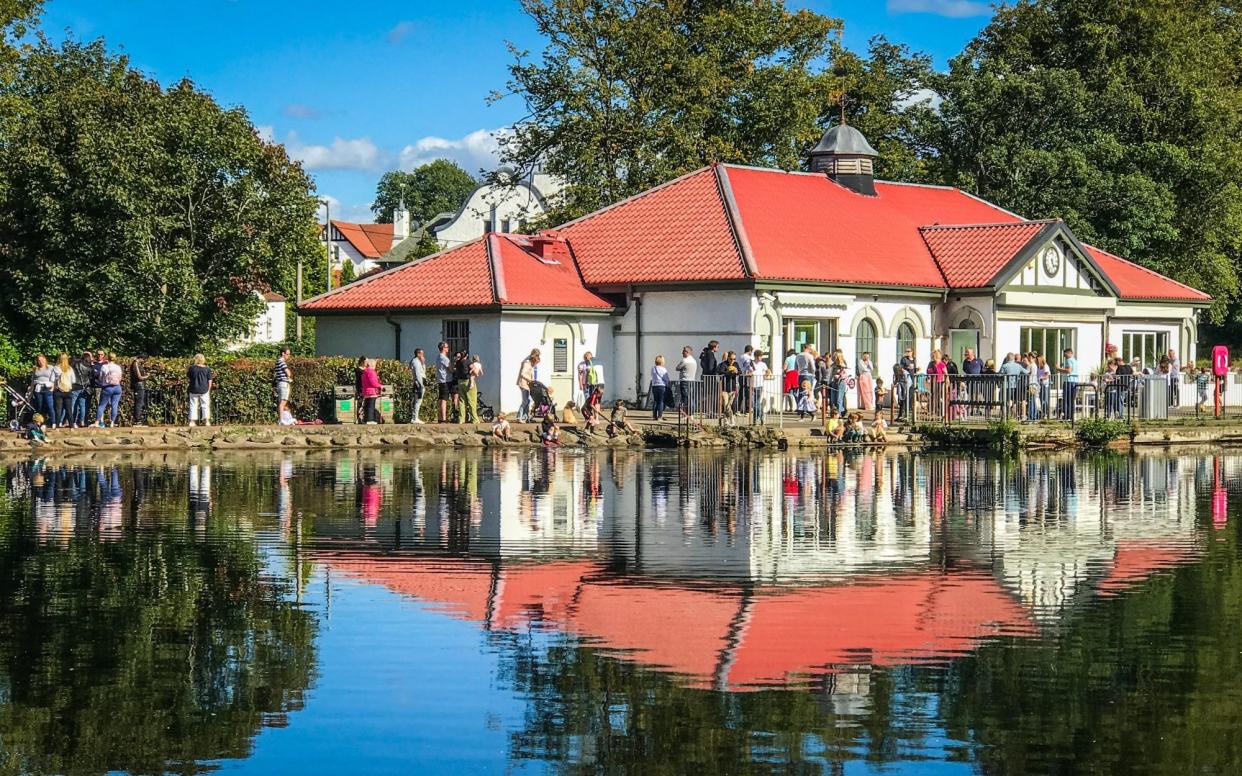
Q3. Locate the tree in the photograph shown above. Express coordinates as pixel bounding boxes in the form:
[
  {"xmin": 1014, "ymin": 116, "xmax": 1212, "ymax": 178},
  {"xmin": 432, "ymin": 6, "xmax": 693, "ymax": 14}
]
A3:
[
  {"xmin": 491, "ymin": 0, "xmax": 841, "ymax": 223},
  {"xmin": 0, "ymin": 40, "xmax": 320, "ymax": 356},
  {"xmin": 919, "ymin": 0, "xmax": 1242, "ymax": 322},
  {"xmin": 371, "ymin": 159, "xmax": 476, "ymax": 225}
]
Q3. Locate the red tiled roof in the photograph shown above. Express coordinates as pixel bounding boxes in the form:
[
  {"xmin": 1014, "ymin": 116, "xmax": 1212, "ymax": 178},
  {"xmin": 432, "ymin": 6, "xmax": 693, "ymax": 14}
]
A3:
[
  {"xmin": 556, "ymin": 167, "xmax": 747, "ymax": 285},
  {"xmin": 300, "ymin": 234, "xmax": 614, "ymax": 312},
  {"xmin": 1084, "ymin": 245, "xmax": 1211, "ymax": 302},
  {"xmin": 724, "ymin": 168, "xmax": 1022, "ymax": 287},
  {"xmin": 920, "ymin": 221, "xmax": 1053, "ymax": 288},
  {"xmin": 327, "ymin": 220, "xmax": 395, "ymax": 258}
]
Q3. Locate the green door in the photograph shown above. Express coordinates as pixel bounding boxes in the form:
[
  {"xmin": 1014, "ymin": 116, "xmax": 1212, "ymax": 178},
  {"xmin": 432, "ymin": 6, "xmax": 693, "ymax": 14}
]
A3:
[{"xmin": 949, "ymin": 329, "xmax": 980, "ymax": 364}]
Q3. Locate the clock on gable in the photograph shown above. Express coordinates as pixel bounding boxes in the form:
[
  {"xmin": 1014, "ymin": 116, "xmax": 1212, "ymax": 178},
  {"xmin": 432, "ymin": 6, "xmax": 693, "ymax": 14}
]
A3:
[{"xmin": 1041, "ymin": 244, "xmax": 1062, "ymax": 276}]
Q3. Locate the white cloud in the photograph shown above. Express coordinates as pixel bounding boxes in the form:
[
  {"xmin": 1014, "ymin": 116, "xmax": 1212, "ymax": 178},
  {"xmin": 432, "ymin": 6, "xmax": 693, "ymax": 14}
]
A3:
[
  {"xmin": 387, "ymin": 20, "xmax": 415, "ymax": 45},
  {"xmin": 255, "ymin": 124, "xmax": 276, "ymax": 143},
  {"xmin": 283, "ymin": 103, "xmax": 323, "ymax": 120},
  {"xmin": 887, "ymin": 0, "xmax": 992, "ymax": 18},
  {"xmin": 398, "ymin": 128, "xmax": 503, "ymax": 175},
  {"xmin": 316, "ymin": 194, "xmax": 374, "ymax": 224},
  {"xmin": 896, "ymin": 87, "xmax": 943, "ymax": 112},
  {"xmin": 285, "ymin": 131, "xmax": 390, "ymax": 171}
]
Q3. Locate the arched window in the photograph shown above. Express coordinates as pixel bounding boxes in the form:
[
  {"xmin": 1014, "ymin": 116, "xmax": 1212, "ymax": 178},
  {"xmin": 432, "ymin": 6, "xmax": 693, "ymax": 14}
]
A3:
[
  {"xmin": 897, "ymin": 321, "xmax": 916, "ymax": 359},
  {"xmin": 855, "ymin": 318, "xmax": 877, "ymax": 364}
]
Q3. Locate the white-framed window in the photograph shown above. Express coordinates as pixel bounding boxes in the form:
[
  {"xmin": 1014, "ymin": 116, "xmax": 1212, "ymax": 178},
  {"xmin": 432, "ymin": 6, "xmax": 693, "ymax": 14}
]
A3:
[
  {"xmin": 1122, "ymin": 331, "xmax": 1168, "ymax": 370},
  {"xmin": 1020, "ymin": 327, "xmax": 1076, "ymax": 372}
]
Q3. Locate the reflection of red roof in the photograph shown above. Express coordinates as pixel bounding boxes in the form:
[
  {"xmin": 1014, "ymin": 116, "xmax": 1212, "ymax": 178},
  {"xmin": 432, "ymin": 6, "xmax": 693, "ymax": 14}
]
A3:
[
  {"xmin": 493, "ymin": 561, "xmax": 602, "ymax": 630},
  {"xmin": 1084, "ymin": 245, "xmax": 1211, "ymax": 302},
  {"xmin": 1096, "ymin": 540, "xmax": 1199, "ymax": 597},
  {"xmin": 568, "ymin": 583, "xmax": 741, "ymax": 687},
  {"xmin": 300, "ymin": 234, "xmax": 615, "ymax": 312},
  {"xmin": 321, "ymin": 555, "xmax": 494, "ymax": 622},
  {"xmin": 920, "ymin": 221, "xmax": 1052, "ymax": 288},
  {"xmin": 727, "ymin": 573, "xmax": 1033, "ymax": 688},
  {"xmin": 327, "ymin": 221, "xmax": 395, "ymax": 258}
]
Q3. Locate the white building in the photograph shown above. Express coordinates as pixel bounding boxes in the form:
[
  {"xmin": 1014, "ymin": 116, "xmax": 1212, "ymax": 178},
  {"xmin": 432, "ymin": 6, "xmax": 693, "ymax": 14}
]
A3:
[
  {"xmin": 423, "ymin": 168, "xmax": 563, "ymax": 250},
  {"xmin": 230, "ymin": 291, "xmax": 287, "ymax": 350},
  {"xmin": 302, "ymin": 125, "xmax": 1209, "ymax": 413},
  {"xmin": 321, "ymin": 203, "xmax": 411, "ymax": 280}
]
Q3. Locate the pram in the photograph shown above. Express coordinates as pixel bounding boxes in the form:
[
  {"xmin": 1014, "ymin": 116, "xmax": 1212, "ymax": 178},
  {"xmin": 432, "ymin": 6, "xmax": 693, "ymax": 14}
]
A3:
[
  {"xmin": 2, "ymin": 378, "xmax": 36, "ymax": 431},
  {"xmin": 529, "ymin": 381, "xmax": 559, "ymax": 421}
]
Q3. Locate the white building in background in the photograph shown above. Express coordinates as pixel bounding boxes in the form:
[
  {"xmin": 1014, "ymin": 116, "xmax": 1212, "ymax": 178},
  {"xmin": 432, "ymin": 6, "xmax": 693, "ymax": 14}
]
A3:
[
  {"xmin": 422, "ymin": 167, "xmax": 564, "ymax": 250},
  {"xmin": 320, "ymin": 202, "xmax": 412, "ymax": 280},
  {"xmin": 230, "ymin": 291, "xmax": 287, "ymax": 350},
  {"xmin": 301, "ymin": 125, "xmax": 1208, "ymax": 413}
]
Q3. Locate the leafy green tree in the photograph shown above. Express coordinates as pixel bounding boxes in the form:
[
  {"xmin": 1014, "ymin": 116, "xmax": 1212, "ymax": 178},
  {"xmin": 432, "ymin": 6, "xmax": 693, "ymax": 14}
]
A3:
[
  {"xmin": 0, "ymin": 40, "xmax": 320, "ymax": 356},
  {"xmin": 491, "ymin": 0, "xmax": 840, "ymax": 223},
  {"xmin": 339, "ymin": 259, "xmax": 356, "ymax": 285},
  {"xmin": 919, "ymin": 0, "xmax": 1242, "ymax": 321},
  {"xmin": 371, "ymin": 159, "xmax": 477, "ymax": 225}
]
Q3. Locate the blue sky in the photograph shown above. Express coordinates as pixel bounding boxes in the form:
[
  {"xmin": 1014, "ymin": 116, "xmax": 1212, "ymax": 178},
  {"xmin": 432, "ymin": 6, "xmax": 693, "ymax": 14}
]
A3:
[{"xmin": 41, "ymin": 0, "xmax": 994, "ymax": 222}]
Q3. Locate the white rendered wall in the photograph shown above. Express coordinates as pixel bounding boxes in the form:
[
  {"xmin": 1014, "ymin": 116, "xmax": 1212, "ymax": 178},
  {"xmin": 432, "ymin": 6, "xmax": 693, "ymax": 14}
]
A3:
[{"xmin": 498, "ymin": 315, "xmax": 611, "ymax": 412}]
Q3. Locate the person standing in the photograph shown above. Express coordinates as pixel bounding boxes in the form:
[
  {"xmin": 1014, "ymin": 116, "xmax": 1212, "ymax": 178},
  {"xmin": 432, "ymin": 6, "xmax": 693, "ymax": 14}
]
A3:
[
  {"xmin": 1058, "ymin": 348, "xmax": 1079, "ymax": 420},
  {"xmin": 187, "ymin": 354, "xmax": 213, "ymax": 427},
  {"xmin": 718, "ymin": 351, "xmax": 739, "ymax": 420},
  {"xmin": 360, "ymin": 358, "xmax": 382, "ymax": 424},
  {"xmin": 856, "ymin": 351, "xmax": 875, "ymax": 411},
  {"xmin": 1166, "ymin": 348, "xmax": 1181, "ymax": 408},
  {"xmin": 699, "ymin": 341, "xmax": 719, "ymax": 382},
  {"xmin": 52, "ymin": 353, "xmax": 74, "ymax": 429},
  {"xmin": 409, "ymin": 348, "xmax": 426, "ymax": 424},
  {"xmin": 30, "ymin": 354, "xmax": 55, "ymax": 426},
  {"xmin": 751, "ymin": 350, "xmax": 768, "ymax": 424},
  {"xmin": 274, "ymin": 347, "xmax": 292, "ymax": 422},
  {"xmin": 463, "ymin": 354, "xmax": 483, "ymax": 424},
  {"xmin": 89, "ymin": 349, "xmax": 106, "ymax": 419},
  {"xmin": 649, "ymin": 355, "xmax": 669, "ymax": 419},
  {"xmin": 130, "ymin": 355, "xmax": 149, "ymax": 426},
  {"xmin": 96, "ymin": 353, "xmax": 124, "ymax": 427},
  {"xmin": 831, "ymin": 350, "xmax": 849, "ymax": 414},
  {"xmin": 577, "ymin": 351, "xmax": 594, "ymax": 405},
  {"xmin": 516, "ymin": 349, "xmax": 539, "ymax": 422},
  {"xmin": 71, "ymin": 351, "xmax": 93, "ymax": 428},
  {"xmin": 676, "ymin": 345, "xmax": 697, "ymax": 416},
  {"xmin": 737, "ymin": 345, "xmax": 755, "ymax": 414},
  {"xmin": 435, "ymin": 341, "xmax": 452, "ymax": 423}
]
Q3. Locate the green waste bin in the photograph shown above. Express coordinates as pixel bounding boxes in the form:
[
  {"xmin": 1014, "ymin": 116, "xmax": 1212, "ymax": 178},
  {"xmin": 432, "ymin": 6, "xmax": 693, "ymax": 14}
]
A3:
[
  {"xmin": 377, "ymin": 396, "xmax": 395, "ymax": 424},
  {"xmin": 333, "ymin": 385, "xmax": 357, "ymax": 424}
]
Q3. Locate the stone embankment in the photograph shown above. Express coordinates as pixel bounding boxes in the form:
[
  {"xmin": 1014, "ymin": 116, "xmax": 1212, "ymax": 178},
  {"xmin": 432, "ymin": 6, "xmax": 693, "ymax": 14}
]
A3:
[{"xmin": 1, "ymin": 422, "xmax": 793, "ymax": 454}]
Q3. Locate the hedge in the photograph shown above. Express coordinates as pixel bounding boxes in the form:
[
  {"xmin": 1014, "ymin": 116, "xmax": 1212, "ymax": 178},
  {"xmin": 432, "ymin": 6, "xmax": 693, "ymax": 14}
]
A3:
[{"xmin": 5, "ymin": 356, "xmax": 439, "ymax": 426}]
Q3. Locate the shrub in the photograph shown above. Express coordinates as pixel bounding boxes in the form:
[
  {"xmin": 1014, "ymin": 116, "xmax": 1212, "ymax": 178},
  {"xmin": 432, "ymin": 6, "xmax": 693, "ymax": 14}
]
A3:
[
  {"xmin": 4, "ymin": 355, "xmax": 437, "ymax": 426},
  {"xmin": 1075, "ymin": 417, "xmax": 1130, "ymax": 447}
]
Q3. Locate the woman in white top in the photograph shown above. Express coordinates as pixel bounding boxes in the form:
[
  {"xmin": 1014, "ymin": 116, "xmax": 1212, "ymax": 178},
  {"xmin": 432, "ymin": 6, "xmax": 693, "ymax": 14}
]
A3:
[
  {"xmin": 650, "ymin": 355, "xmax": 670, "ymax": 419},
  {"xmin": 751, "ymin": 351, "xmax": 769, "ymax": 423},
  {"xmin": 30, "ymin": 354, "xmax": 56, "ymax": 426}
]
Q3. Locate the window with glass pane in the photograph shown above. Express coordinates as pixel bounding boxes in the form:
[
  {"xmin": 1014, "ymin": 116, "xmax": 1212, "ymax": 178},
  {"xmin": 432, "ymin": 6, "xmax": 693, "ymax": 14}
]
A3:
[
  {"xmin": 896, "ymin": 322, "xmax": 916, "ymax": 358},
  {"xmin": 855, "ymin": 319, "xmax": 877, "ymax": 361},
  {"xmin": 443, "ymin": 319, "xmax": 470, "ymax": 355},
  {"xmin": 1019, "ymin": 327, "xmax": 1075, "ymax": 371},
  {"xmin": 788, "ymin": 319, "xmax": 838, "ymax": 354},
  {"xmin": 1122, "ymin": 331, "xmax": 1167, "ymax": 370}
]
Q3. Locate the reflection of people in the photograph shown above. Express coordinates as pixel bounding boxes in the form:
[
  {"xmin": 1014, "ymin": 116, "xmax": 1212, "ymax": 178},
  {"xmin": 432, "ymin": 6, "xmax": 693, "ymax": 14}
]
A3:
[{"xmin": 189, "ymin": 462, "xmax": 212, "ymax": 528}]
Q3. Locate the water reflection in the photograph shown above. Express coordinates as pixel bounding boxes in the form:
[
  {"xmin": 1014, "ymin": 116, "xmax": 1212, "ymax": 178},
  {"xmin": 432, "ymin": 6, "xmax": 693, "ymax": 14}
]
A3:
[{"xmin": 1, "ymin": 449, "xmax": 1237, "ymax": 775}]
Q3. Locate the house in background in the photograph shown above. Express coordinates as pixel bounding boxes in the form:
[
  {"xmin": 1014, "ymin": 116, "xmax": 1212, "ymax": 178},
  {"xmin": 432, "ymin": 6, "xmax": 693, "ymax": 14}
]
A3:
[
  {"xmin": 422, "ymin": 167, "xmax": 563, "ymax": 250},
  {"xmin": 301, "ymin": 124, "xmax": 1208, "ymax": 414},
  {"xmin": 229, "ymin": 291, "xmax": 287, "ymax": 350},
  {"xmin": 321, "ymin": 202, "xmax": 412, "ymax": 280}
]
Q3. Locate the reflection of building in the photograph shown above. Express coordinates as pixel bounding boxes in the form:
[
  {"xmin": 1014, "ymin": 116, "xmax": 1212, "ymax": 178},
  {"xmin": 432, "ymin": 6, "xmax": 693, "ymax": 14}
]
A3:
[{"xmin": 308, "ymin": 449, "xmax": 1217, "ymax": 690}]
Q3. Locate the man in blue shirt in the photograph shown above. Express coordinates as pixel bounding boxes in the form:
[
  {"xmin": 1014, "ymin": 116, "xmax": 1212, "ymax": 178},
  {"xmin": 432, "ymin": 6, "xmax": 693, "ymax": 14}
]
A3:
[{"xmin": 1058, "ymin": 348, "xmax": 1079, "ymax": 419}]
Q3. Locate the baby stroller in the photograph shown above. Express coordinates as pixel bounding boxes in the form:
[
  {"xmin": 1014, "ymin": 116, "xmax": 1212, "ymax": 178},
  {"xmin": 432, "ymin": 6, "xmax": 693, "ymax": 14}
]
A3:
[
  {"xmin": 529, "ymin": 381, "xmax": 559, "ymax": 421},
  {"xmin": 3, "ymin": 378, "xmax": 35, "ymax": 432}
]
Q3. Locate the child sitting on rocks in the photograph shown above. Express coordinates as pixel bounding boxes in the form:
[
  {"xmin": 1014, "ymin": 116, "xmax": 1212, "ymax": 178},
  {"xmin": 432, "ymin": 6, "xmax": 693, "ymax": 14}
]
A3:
[
  {"xmin": 843, "ymin": 413, "xmax": 866, "ymax": 443},
  {"xmin": 540, "ymin": 415, "xmax": 560, "ymax": 446},
  {"xmin": 24, "ymin": 413, "xmax": 47, "ymax": 445},
  {"xmin": 491, "ymin": 412, "xmax": 511, "ymax": 441},
  {"xmin": 607, "ymin": 400, "xmax": 639, "ymax": 437},
  {"xmin": 868, "ymin": 409, "xmax": 889, "ymax": 443},
  {"xmin": 825, "ymin": 408, "xmax": 844, "ymax": 442}
]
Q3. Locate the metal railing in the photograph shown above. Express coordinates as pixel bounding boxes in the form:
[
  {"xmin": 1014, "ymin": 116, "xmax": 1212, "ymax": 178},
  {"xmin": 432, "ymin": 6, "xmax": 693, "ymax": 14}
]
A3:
[{"xmin": 651, "ymin": 375, "xmax": 785, "ymax": 430}]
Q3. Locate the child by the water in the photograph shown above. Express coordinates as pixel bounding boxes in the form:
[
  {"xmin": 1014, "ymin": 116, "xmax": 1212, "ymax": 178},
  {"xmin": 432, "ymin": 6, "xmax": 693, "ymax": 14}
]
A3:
[
  {"xmin": 491, "ymin": 413, "xmax": 511, "ymax": 441},
  {"xmin": 1196, "ymin": 367, "xmax": 1211, "ymax": 412},
  {"xmin": 24, "ymin": 413, "xmax": 47, "ymax": 444},
  {"xmin": 868, "ymin": 410, "xmax": 889, "ymax": 443},
  {"xmin": 795, "ymin": 377, "xmax": 816, "ymax": 419},
  {"xmin": 540, "ymin": 415, "xmax": 560, "ymax": 446}
]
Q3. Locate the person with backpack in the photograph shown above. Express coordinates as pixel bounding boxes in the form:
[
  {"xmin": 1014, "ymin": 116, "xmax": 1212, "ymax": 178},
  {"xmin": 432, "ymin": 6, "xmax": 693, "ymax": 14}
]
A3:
[
  {"xmin": 130, "ymin": 355, "xmax": 149, "ymax": 426},
  {"xmin": 95, "ymin": 353, "xmax": 123, "ymax": 427},
  {"xmin": 186, "ymin": 353, "xmax": 213, "ymax": 427},
  {"xmin": 51, "ymin": 353, "xmax": 75, "ymax": 429},
  {"xmin": 454, "ymin": 352, "xmax": 472, "ymax": 421},
  {"xmin": 71, "ymin": 351, "xmax": 93, "ymax": 428}
]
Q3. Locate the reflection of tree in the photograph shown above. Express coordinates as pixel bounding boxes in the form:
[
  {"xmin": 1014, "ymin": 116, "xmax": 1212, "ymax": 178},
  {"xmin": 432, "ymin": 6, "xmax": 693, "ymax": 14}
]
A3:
[
  {"xmin": 939, "ymin": 522, "xmax": 1242, "ymax": 775},
  {"xmin": 498, "ymin": 634, "xmax": 908, "ymax": 773},
  {"xmin": 0, "ymin": 482, "xmax": 316, "ymax": 774}
]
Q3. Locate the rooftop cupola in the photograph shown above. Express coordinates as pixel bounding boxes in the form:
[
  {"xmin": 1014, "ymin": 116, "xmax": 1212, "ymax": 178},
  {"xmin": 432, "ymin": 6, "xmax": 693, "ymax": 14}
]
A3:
[{"xmin": 808, "ymin": 123, "xmax": 878, "ymax": 196}]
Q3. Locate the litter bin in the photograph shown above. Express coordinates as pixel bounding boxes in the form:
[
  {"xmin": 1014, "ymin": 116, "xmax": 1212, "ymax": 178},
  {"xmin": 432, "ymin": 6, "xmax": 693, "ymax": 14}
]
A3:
[
  {"xmin": 333, "ymin": 385, "xmax": 357, "ymax": 424},
  {"xmin": 377, "ymin": 395, "xmax": 395, "ymax": 424},
  {"xmin": 1139, "ymin": 377, "xmax": 1169, "ymax": 420}
]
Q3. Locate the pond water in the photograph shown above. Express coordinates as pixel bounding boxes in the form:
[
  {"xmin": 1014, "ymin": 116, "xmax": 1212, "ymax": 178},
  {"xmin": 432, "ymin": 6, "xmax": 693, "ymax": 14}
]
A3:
[{"xmin": 0, "ymin": 448, "xmax": 1239, "ymax": 774}]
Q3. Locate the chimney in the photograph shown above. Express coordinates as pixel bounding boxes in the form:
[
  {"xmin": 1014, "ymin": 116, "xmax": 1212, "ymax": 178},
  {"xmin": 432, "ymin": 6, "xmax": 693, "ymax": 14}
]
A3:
[
  {"xmin": 808, "ymin": 124, "xmax": 879, "ymax": 196},
  {"xmin": 528, "ymin": 230, "xmax": 566, "ymax": 264},
  {"xmin": 393, "ymin": 198, "xmax": 410, "ymax": 242}
]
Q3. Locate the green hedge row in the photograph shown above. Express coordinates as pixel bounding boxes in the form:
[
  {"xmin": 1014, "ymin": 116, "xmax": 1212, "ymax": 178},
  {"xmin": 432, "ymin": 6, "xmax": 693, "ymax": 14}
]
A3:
[{"xmin": 6, "ymin": 356, "xmax": 439, "ymax": 426}]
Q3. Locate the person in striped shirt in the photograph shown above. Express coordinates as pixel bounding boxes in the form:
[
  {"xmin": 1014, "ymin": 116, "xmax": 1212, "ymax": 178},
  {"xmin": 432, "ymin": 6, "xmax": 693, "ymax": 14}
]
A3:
[{"xmin": 274, "ymin": 347, "xmax": 292, "ymax": 421}]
